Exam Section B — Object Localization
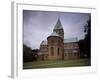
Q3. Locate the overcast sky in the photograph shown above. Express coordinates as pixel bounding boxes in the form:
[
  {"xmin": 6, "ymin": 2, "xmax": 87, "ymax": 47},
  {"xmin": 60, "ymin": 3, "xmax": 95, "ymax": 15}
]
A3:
[{"xmin": 23, "ymin": 10, "xmax": 90, "ymax": 49}]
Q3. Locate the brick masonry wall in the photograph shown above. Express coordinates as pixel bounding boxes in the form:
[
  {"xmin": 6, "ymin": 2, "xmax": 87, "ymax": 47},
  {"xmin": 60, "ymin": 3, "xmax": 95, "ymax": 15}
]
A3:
[{"xmin": 47, "ymin": 36, "xmax": 63, "ymax": 60}]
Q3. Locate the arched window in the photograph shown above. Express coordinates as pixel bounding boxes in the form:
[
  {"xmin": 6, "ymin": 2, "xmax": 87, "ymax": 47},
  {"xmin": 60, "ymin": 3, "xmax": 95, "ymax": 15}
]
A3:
[
  {"xmin": 58, "ymin": 48, "xmax": 60, "ymax": 56},
  {"xmin": 51, "ymin": 39, "xmax": 54, "ymax": 45},
  {"xmin": 51, "ymin": 47, "xmax": 54, "ymax": 56}
]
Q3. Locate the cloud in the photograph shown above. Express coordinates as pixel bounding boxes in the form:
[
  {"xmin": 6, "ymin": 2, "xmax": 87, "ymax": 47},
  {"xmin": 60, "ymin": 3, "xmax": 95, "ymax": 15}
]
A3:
[{"xmin": 23, "ymin": 10, "xmax": 90, "ymax": 49}]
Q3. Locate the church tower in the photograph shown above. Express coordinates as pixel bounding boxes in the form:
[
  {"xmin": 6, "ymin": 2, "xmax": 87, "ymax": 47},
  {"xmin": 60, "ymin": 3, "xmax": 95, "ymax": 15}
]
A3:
[
  {"xmin": 53, "ymin": 18, "xmax": 64, "ymax": 40},
  {"xmin": 47, "ymin": 32, "xmax": 63, "ymax": 60},
  {"xmin": 47, "ymin": 18, "xmax": 64, "ymax": 60}
]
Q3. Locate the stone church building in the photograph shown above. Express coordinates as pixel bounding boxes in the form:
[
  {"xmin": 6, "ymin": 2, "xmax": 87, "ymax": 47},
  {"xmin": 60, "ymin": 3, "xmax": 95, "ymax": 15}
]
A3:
[{"xmin": 38, "ymin": 18, "xmax": 80, "ymax": 60}]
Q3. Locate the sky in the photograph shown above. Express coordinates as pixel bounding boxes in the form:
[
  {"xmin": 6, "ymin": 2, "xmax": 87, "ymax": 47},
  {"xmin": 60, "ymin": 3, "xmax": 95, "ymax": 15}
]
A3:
[{"xmin": 23, "ymin": 10, "xmax": 90, "ymax": 49}]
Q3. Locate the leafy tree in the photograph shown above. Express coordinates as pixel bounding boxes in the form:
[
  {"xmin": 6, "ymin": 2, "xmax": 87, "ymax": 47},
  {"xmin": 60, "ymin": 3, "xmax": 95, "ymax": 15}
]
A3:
[
  {"xmin": 78, "ymin": 16, "xmax": 91, "ymax": 59},
  {"xmin": 84, "ymin": 16, "xmax": 91, "ymax": 58},
  {"xmin": 23, "ymin": 44, "xmax": 33, "ymax": 62}
]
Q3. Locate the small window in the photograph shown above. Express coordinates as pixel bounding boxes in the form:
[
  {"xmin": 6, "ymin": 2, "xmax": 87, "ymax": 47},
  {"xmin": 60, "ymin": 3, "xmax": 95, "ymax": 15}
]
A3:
[
  {"xmin": 58, "ymin": 48, "xmax": 60, "ymax": 56},
  {"xmin": 51, "ymin": 39, "xmax": 53, "ymax": 43},
  {"xmin": 51, "ymin": 39, "xmax": 54, "ymax": 45},
  {"xmin": 58, "ymin": 40, "xmax": 60, "ymax": 45},
  {"xmin": 51, "ymin": 47, "xmax": 54, "ymax": 56}
]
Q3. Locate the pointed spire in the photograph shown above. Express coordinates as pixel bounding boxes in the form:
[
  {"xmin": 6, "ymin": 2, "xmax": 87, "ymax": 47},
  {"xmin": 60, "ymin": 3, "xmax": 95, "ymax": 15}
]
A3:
[{"xmin": 54, "ymin": 18, "xmax": 63, "ymax": 30}]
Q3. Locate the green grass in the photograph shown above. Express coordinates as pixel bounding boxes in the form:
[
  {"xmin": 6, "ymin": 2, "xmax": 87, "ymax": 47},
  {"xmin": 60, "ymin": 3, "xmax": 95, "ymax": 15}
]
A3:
[{"xmin": 23, "ymin": 59, "xmax": 90, "ymax": 69}]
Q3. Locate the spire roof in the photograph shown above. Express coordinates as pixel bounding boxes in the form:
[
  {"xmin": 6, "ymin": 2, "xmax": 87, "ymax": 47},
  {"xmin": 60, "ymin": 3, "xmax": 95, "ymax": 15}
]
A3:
[
  {"xmin": 50, "ymin": 32, "xmax": 60, "ymax": 37},
  {"xmin": 54, "ymin": 18, "xmax": 63, "ymax": 30},
  {"xmin": 48, "ymin": 32, "xmax": 60, "ymax": 38}
]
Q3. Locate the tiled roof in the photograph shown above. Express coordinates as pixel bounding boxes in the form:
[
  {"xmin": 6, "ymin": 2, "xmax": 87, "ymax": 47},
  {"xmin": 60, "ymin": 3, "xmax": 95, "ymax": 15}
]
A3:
[
  {"xmin": 50, "ymin": 32, "xmax": 60, "ymax": 36},
  {"xmin": 49, "ymin": 32, "xmax": 60, "ymax": 37},
  {"xmin": 64, "ymin": 37, "xmax": 78, "ymax": 43}
]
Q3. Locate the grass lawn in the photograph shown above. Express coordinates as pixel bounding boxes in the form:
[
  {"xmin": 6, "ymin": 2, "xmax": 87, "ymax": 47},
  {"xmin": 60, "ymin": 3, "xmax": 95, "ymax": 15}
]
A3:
[{"xmin": 23, "ymin": 59, "xmax": 90, "ymax": 69}]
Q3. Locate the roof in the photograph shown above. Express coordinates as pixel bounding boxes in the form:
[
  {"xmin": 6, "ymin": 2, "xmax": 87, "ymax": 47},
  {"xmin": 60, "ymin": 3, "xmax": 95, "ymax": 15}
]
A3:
[
  {"xmin": 64, "ymin": 37, "xmax": 78, "ymax": 43},
  {"xmin": 41, "ymin": 40, "xmax": 47, "ymax": 45},
  {"xmin": 54, "ymin": 18, "xmax": 63, "ymax": 30},
  {"xmin": 41, "ymin": 37, "xmax": 78, "ymax": 45},
  {"xmin": 48, "ymin": 32, "xmax": 60, "ymax": 37}
]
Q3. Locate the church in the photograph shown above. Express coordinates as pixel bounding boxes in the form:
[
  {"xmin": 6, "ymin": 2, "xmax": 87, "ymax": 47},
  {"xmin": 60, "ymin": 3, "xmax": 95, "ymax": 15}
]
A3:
[{"xmin": 38, "ymin": 18, "xmax": 80, "ymax": 60}]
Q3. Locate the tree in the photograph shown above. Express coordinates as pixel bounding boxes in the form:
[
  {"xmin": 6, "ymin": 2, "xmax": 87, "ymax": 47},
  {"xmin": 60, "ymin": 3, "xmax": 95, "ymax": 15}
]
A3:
[
  {"xmin": 23, "ymin": 44, "xmax": 33, "ymax": 62},
  {"xmin": 78, "ymin": 16, "xmax": 91, "ymax": 58},
  {"xmin": 84, "ymin": 16, "xmax": 91, "ymax": 58}
]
